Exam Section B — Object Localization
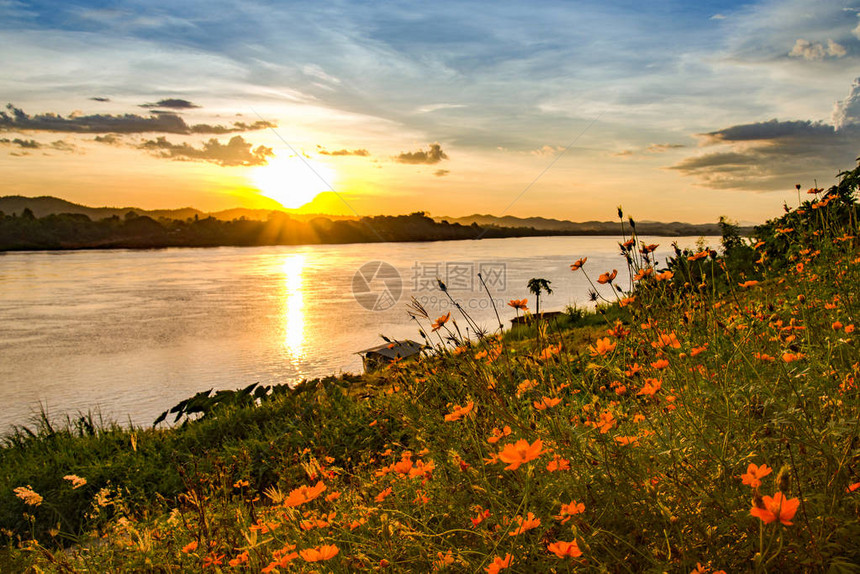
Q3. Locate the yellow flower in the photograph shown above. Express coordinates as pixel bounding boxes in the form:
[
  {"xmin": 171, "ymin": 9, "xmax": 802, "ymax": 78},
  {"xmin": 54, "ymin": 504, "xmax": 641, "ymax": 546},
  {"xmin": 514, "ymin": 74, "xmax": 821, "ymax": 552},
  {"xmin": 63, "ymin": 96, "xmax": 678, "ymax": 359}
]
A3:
[{"xmin": 13, "ymin": 485, "xmax": 43, "ymax": 506}]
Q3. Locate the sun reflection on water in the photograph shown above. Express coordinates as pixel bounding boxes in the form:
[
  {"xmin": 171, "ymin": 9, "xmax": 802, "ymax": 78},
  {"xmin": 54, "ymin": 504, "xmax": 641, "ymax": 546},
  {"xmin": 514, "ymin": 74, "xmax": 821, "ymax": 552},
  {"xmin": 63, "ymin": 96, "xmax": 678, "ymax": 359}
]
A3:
[{"xmin": 281, "ymin": 254, "xmax": 306, "ymax": 367}]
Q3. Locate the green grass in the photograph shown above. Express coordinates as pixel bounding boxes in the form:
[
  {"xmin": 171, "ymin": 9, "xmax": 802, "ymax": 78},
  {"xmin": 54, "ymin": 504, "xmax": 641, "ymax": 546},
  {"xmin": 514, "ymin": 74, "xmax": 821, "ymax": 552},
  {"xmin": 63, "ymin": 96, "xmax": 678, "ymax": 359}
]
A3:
[{"xmin": 2, "ymin": 163, "xmax": 860, "ymax": 573}]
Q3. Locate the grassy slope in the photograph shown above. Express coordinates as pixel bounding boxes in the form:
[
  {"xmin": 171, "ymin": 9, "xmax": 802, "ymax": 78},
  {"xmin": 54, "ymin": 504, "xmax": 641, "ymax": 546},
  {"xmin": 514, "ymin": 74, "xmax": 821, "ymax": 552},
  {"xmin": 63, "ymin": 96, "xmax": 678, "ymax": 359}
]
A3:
[{"xmin": 2, "ymin": 170, "xmax": 860, "ymax": 573}]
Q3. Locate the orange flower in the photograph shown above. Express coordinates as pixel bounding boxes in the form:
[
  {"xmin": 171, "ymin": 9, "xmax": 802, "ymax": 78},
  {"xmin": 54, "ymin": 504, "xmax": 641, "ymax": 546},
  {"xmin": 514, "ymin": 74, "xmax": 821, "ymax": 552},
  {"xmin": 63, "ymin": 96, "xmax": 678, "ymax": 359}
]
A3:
[
  {"xmin": 444, "ymin": 401, "xmax": 475, "ymax": 422},
  {"xmin": 554, "ymin": 500, "xmax": 585, "ymax": 523},
  {"xmin": 750, "ymin": 492, "xmax": 800, "ymax": 526},
  {"xmin": 782, "ymin": 352, "xmax": 804, "ymax": 363},
  {"xmin": 847, "ymin": 482, "xmax": 860, "ymax": 493},
  {"xmin": 533, "ymin": 396, "xmax": 562, "ymax": 410},
  {"xmin": 516, "ymin": 379, "xmax": 538, "ymax": 396},
  {"xmin": 597, "ymin": 269, "xmax": 618, "ymax": 284},
  {"xmin": 633, "ymin": 267, "xmax": 654, "ymax": 281},
  {"xmin": 488, "ymin": 425, "xmax": 512, "ymax": 444},
  {"xmin": 741, "ymin": 463, "xmax": 772, "ymax": 488},
  {"xmin": 181, "ymin": 540, "xmax": 199, "ymax": 554},
  {"xmin": 687, "ymin": 249, "xmax": 710, "ymax": 262},
  {"xmin": 498, "ymin": 439, "xmax": 544, "ymax": 470},
  {"xmin": 589, "ymin": 337, "xmax": 617, "ymax": 356},
  {"xmin": 547, "ymin": 540, "xmax": 582, "ymax": 558},
  {"xmin": 546, "ymin": 455, "xmax": 570, "ymax": 472},
  {"xmin": 485, "ymin": 554, "xmax": 512, "ymax": 574},
  {"xmin": 655, "ymin": 270, "xmax": 674, "ymax": 281},
  {"xmin": 637, "ymin": 378, "xmax": 662, "ymax": 396},
  {"xmin": 690, "ymin": 345, "xmax": 707, "ymax": 357},
  {"xmin": 614, "ymin": 435, "xmax": 639, "ymax": 445},
  {"xmin": 431, "ymin": 312, "xmax": 451, "ymax": 331},
  {"xmin": 507, "ymin": 298, "xmax": 528, "ymax": 310},
  {"xmin": 228, "ymin": 551, "xmax": 250, "ymax": 567},
  {"xmin": 652, "ymin": 331, "xmax": 681, "ymax": 349},
  {"xmin": 832, "ymin": 321, "xmax": 844, "ymax": 330},
  {"xmin": 738, "ymin": 280, "xmax": 759, "ymax": 288},
  {"xmin": 755, "ymin": 352, "xmax": 775, "ymax": 362},
  {"xmin": 640, "ymin": 243, "xmax": 659, "ymax": 254},
  {"xmin": 283, "ymin": 481, "xmax": 327, "ymax": 508},
  {"xmin": 650, "ymin": 358, "xmax": 669, "ymax": 370},
  {"xmin": 375, "ymin": 487, "xmax": 393, "ymax": 502},
  {"xmin": 470, "ymin": 506, "xmax": 491, "ymax": 527},
  {"xmin": 299, "ymin": 544, "xmax": 339, "ymax": 562},
  {"xmin": 625, "ymin": 363, "xmax": 642, "ymax": 377},
  {"xmin": 619, "ymin": 295, "xmax": 636, "ymax": 307},
  {"xmin": 569, "ymin": 257, "xmax": 587, "ymax": 271},
  {"xmin": 509, "ymin": 512, "xmax": 541, "ymax": 536}
]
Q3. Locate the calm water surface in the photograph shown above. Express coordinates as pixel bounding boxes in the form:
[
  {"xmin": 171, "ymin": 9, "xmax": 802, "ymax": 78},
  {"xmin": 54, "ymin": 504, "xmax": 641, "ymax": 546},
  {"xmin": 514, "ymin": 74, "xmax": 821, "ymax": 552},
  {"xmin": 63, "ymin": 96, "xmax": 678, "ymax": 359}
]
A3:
[{"xmin": 0, "ymin": 236, "xmax": 714, "ymax": 432}]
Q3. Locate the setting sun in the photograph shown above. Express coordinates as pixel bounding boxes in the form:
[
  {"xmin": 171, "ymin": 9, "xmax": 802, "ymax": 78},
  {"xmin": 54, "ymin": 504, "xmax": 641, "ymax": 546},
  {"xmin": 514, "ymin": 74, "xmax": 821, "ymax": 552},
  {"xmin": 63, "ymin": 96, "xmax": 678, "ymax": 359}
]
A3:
[{"xmin": 252, "ymin": 154, "xmax": 337, "ymax": 209}]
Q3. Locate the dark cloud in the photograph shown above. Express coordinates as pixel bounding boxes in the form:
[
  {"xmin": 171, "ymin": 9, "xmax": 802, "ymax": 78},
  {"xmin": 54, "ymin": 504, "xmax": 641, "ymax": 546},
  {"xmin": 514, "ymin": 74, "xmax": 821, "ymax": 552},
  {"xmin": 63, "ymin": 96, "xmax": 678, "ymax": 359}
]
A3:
[
  {"xmin": 138, "ymin": 135, "xmax": 273, "ymax": 167},
  {"xmin": 318, "ymin": 148, "xmax": 370, "ymax": 156},
  {"xmin": 0, "ymin": 137, "xmax": 40, "ymax": 149},
  {"xmin": 698, "ymin": 119, "xmax": 836, "ymax": 144},
  {"xmin": 395, "ymin": 142, "xmax": 448, "ymax": 165},
  {"xmin": 94, "ymin": 134, "xmax": 122, "ymax": 145},
  {"xmin": 434, "ymin": 169, "xmax": 450, "ymax": 177},
  {"xmin": 669, "ymin": 120, "xmax": 859, "ymax": 190},
  {"xmin": 49, "ymin": 140, "xmax": 77, "ymax": 153},
  {"xmin": 0, "ymin": 138, "xmax": 78, "ymax": 153},
  {"xmin": 140, "ymin": 98, "xmax": 201, "ymax": 110},
  {"xmin": 669, "ymin": 77, "xmax": 860, "ymax": 191},
  {"xmin": 0, "ymin": 104, "xmax": 275, "ymax": 135},
  {"xmin": 90, "ymin": 97, "xmax": 111, "ymax": 102}
]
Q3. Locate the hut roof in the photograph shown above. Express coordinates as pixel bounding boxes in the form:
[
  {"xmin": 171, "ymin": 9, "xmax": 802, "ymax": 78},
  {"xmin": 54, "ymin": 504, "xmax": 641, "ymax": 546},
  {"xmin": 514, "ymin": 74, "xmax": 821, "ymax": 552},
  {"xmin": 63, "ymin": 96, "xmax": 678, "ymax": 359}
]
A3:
[{"xmin": 357, "ymin": 340, "xmax": 424, "ymax": 360}]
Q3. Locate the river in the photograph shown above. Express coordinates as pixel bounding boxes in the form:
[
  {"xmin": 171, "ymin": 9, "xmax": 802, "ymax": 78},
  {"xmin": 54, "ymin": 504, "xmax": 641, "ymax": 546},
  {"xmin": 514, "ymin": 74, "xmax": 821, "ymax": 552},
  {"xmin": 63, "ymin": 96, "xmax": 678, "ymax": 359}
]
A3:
[{"xmin": 0, "ymin": 235, "xmax": 715, "ymax": 432}]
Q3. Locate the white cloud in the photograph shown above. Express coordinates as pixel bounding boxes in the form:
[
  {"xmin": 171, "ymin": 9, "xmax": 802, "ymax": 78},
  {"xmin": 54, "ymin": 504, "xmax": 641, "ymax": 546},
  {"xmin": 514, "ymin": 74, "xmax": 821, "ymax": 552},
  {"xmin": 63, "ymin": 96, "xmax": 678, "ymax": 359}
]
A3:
[
  {"xmin": 788, "ymin": 38, "xmax": 847, "ymax": 60},
  {"xmin": 832, "ymin": 77, "xmax": 860, "ymax": 129}
]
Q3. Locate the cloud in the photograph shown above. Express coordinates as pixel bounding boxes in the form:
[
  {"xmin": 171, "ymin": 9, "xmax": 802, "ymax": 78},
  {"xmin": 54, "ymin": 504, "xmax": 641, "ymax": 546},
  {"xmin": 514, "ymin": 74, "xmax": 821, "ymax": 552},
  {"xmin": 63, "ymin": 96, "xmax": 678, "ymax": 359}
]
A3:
[
  {"xmin": 434, "ymin": 169, "xmax": 450, "ymax": 177},
  {"xmin": 90, "ymin": 97, "xmax": 110, "ymax": 102},
  {"xmin": 669, "ymin": 78, "xmax": 860, "ymax": 191},
  {"xmin": 788, "ymin": 38, "xmax": 847, "ymax": 61},
  {"xmin": 317, "ymin": 147, "xmax": 370, "ymax": 156},
  {"xmin": 415, "ymin": 103, "xmax": 466, "ymax": 114},
  {"xmin": 0, "ymin": 137, "xmax": 40, "ymax": 149},
  {"xmin": 395, "ymin": 143, "xmax": 448, "ymax": 165},
  {"xmin": 140, "ymin": 98, "xmax": 201, "ymax": 110},
  {"xmin": 646, "ymin": 143, "xmax": 685, "ymax": 153},
  {"xmin": 531, "ymin": 145, "xmax": 564, "ymax": 156},
  {"xmin": 138, "ymin": 135, "xmax": 273, "ymax": 166},
  {"xmin": 710, "ymin": 13, "xmax": 726, "ymax": 20},
  {"xmin": 854, "ymin": 19, "xmax": 860, "ymax": 40},
  {"xmin": 94, "ymin": 133, "xmax": 122, "ymax": 145},
  {"xmin": 0, "ymin": 137, "xmax": 78, "ymax": 153},
  {"xmin": 0, "ymin": 105, "xmax": 274, "ymax": 135},
  {"xmin": 832, "ymin": 77, "xmax": 860, "ymax": 130}
]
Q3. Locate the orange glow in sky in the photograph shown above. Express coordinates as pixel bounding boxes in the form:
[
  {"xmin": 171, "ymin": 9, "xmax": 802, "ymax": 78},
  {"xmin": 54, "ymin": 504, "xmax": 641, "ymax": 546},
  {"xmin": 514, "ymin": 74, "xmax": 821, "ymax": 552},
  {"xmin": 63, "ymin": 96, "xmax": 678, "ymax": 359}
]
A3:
[{"xmin": 251, "ymin": 155, "xmax": 337, "ymax": 209}]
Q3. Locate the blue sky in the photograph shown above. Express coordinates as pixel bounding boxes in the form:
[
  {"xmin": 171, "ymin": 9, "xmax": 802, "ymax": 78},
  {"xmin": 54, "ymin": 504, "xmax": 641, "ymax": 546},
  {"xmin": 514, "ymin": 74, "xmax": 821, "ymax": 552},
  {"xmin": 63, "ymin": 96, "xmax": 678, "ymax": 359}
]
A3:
[{"xmin": 1, "ymin": 0, "xmax": 858, "ymax": 222}]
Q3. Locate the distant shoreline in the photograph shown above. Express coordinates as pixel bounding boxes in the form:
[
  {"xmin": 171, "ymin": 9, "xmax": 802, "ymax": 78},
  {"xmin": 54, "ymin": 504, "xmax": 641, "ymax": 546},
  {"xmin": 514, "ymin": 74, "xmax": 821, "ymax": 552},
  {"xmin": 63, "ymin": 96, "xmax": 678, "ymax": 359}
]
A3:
[{"xmin": 0, "ymin": 195, "xmax": 748, "ymax": 252}]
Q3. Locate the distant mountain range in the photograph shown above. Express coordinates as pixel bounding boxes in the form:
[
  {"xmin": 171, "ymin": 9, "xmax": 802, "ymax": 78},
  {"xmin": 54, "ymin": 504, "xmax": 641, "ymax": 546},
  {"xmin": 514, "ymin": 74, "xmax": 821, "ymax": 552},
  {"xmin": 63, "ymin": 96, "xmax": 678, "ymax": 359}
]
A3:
[
  {"xmin": 436, "ymin": 214, "xmax": 743, "ymax": 236},
  {"xmin": 0, "ymin": 195, "xmax": 752, "ymax": 236},
  {"xmin": 0, "ymin": 196, "xmax": 357, "ymax": 224}
]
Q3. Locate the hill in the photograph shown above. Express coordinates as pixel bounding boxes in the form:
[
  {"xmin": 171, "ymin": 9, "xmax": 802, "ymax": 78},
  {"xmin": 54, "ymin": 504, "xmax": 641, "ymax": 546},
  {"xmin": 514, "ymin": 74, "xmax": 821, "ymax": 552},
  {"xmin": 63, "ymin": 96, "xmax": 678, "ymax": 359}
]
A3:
[{"xmin": 438, "ymin": 213, "xmax": 735, "ymax": 236}]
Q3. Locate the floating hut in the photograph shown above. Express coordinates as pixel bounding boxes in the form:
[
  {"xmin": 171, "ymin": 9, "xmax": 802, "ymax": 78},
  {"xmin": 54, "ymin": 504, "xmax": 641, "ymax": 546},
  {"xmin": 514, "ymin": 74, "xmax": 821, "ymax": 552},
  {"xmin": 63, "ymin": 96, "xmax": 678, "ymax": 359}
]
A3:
[{"xmin": 357, "ymin": 340, "xmax": 424, "ymax": 372}]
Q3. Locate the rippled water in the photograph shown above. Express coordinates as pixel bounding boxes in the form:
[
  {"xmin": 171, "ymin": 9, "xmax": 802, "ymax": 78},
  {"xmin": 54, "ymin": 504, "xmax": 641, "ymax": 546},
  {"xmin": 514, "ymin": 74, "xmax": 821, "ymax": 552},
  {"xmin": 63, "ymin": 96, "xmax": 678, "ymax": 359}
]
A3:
[{"xmin": 0, "ymin": 236, "xmax": 714, "ymax": 432}]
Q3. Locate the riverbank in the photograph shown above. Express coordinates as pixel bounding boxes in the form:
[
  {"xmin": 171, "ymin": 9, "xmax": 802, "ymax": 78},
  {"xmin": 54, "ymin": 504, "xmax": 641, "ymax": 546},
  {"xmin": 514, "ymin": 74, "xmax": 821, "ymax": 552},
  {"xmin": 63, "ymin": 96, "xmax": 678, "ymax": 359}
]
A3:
[{"xmin": 2, "ymin": 165, "xmax": 859, "ymax": 571}]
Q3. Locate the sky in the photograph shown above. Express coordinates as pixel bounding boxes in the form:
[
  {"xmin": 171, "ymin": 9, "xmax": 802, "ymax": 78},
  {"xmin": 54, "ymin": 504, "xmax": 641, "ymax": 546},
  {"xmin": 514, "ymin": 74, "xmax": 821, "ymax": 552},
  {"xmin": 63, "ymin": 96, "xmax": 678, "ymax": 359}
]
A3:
[{"xmin": 1, "ymin": 0, "xmax": 859, "ymax": 223}]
